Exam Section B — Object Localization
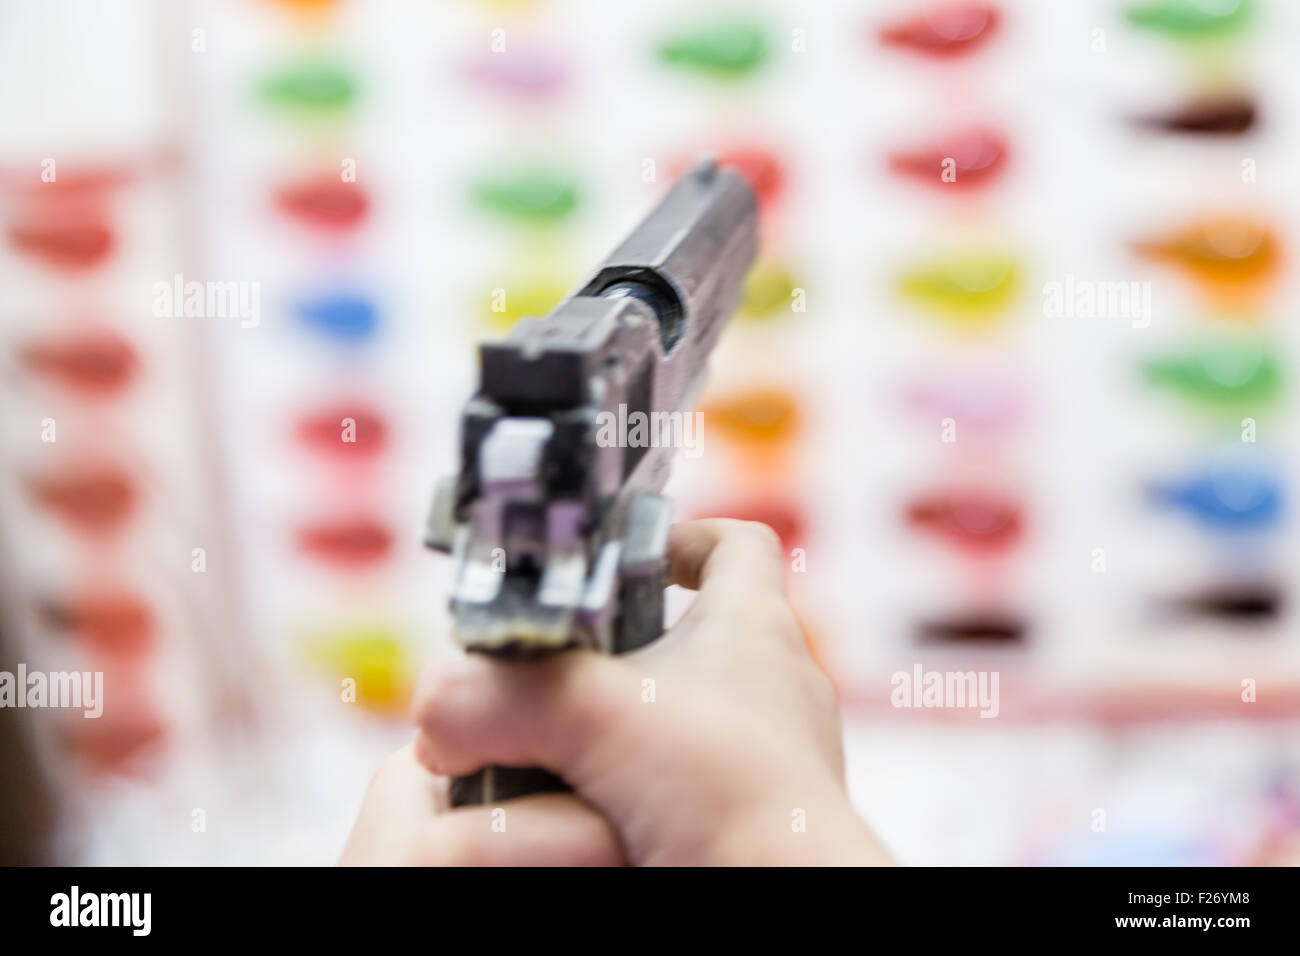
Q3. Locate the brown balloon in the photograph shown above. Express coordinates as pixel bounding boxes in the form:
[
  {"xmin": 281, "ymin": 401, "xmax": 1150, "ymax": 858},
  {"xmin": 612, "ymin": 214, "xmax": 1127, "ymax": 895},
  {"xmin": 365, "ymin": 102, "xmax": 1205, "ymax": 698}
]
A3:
[{"xmin": 1136, "ymin": 96, "xmax": 1258, "ymax": 136}]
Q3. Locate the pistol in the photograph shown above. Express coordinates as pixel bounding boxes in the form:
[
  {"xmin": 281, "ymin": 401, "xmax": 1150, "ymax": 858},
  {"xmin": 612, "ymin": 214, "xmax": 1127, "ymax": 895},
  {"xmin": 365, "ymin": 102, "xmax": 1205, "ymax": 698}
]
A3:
[{"xmin": 424, "ymin": 159, "xmax": 759, "ymax": 805}]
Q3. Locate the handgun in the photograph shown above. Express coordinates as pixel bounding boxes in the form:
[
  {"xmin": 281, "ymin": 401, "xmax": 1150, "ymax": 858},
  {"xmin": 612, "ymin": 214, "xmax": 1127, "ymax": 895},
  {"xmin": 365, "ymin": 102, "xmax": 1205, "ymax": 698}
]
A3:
[{"xmin": 424, "ymin": 159, "xmax": 759, "ymax": 805}]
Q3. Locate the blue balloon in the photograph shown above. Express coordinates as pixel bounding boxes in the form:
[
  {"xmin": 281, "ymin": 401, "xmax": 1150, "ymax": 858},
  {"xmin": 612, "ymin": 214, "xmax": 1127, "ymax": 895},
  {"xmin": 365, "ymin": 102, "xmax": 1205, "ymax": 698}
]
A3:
[
  {"xmin": 1153, "ymin": 467, "xmax": 1282, "ymax": 530},
  {"xmin": 297, "ymin": 293, "xmax": 378, "ymax": 344}
]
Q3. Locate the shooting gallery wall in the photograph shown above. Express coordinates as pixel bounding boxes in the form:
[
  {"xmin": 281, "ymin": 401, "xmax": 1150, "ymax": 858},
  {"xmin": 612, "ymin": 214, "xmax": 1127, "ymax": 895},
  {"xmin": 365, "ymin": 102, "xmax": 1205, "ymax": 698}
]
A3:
[{"xmin": 0, "ymin": 0, "xmax": 1297, "ymax": 867}]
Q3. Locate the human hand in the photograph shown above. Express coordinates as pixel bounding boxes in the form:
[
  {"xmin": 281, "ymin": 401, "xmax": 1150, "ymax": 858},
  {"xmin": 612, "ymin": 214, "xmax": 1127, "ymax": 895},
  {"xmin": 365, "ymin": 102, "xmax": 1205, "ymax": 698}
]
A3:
[
  {"xmin": 409, "ymin": 519, "xmax": 890, "ymax": 866},
  {"xmin": 340, "ymin": 742, "xmax": 624, "ymax": 865}
]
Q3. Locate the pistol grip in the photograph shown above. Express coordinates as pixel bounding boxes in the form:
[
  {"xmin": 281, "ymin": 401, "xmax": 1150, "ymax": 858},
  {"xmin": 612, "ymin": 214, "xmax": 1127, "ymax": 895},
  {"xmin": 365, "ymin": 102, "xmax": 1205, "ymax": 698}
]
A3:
[{"xmin": 449, "ymin": 766, "xmax": 568, "ymax": 806}]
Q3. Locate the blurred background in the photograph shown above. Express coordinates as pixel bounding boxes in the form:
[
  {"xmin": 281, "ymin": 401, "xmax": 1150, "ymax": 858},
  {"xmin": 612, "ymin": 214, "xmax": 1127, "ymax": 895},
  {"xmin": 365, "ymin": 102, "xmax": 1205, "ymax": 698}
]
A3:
[{"xmin": 1, "ymin": 0, "xmax": 1297, "ymax": 865}]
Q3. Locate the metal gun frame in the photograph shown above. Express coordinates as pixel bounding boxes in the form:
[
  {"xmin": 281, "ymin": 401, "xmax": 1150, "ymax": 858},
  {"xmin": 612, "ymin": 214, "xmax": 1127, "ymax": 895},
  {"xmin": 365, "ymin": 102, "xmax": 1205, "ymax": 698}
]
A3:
[{"xmin": 425, "ymin": 159, "xmax": 758, "ymax": 803}]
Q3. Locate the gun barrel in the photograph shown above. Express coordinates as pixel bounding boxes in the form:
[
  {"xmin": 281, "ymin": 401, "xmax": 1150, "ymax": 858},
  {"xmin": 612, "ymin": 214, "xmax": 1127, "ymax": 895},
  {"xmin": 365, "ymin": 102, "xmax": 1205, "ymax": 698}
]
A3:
[
  {"xmin": 476, "ymin": 160, "xmax": 757, "ymax": 413},
  {"xmin": 580, "ymin": 158, "xmax": 759, "ymax": 362}
]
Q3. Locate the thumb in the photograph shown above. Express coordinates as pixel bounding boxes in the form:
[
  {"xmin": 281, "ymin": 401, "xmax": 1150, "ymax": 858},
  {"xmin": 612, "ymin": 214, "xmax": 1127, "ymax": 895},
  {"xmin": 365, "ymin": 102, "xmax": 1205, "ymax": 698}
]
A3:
[{"xmin": 412, "ymin": 650, "xmax": 640, "ymax": 787}]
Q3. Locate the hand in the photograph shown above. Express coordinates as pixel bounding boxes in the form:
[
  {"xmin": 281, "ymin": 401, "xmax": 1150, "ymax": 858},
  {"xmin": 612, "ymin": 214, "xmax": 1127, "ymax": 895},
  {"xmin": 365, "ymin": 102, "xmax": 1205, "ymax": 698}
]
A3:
[
  {"xmin": 339, "ymin": 743, "xmax": 624, "ymax": 865},
  {"xmin": 410, "ymin": 519, "xmax": 891, "ymax": 866}
]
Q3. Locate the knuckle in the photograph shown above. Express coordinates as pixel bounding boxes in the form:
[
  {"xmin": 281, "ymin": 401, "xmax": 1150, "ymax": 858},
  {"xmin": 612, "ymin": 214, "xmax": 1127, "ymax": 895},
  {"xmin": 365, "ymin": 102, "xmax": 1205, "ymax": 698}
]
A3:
[
  {"xmin": 739, "ymin": 520, "xmax": 782, "ymax": 554},
  {"xmin": 539, "ymin": 655, "xmax": 638, "ymax": 769},
  {"xmin": 412, "ymin": 731, "xmax": 445, "ymax": 773},
  {"xmin": 412, "ymin": 658, "xmax": 477, "ymax": 733},
  {"xmin": 553, "ymin": 655, "xmax": 622, "ymax": 729}
]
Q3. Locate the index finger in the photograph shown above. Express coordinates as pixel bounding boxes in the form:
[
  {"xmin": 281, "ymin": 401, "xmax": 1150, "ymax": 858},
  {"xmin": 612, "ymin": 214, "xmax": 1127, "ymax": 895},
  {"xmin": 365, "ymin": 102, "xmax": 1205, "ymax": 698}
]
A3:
[{"xmin": 666, "ymin": 519, "xmax": 787, "ymax": 597}]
